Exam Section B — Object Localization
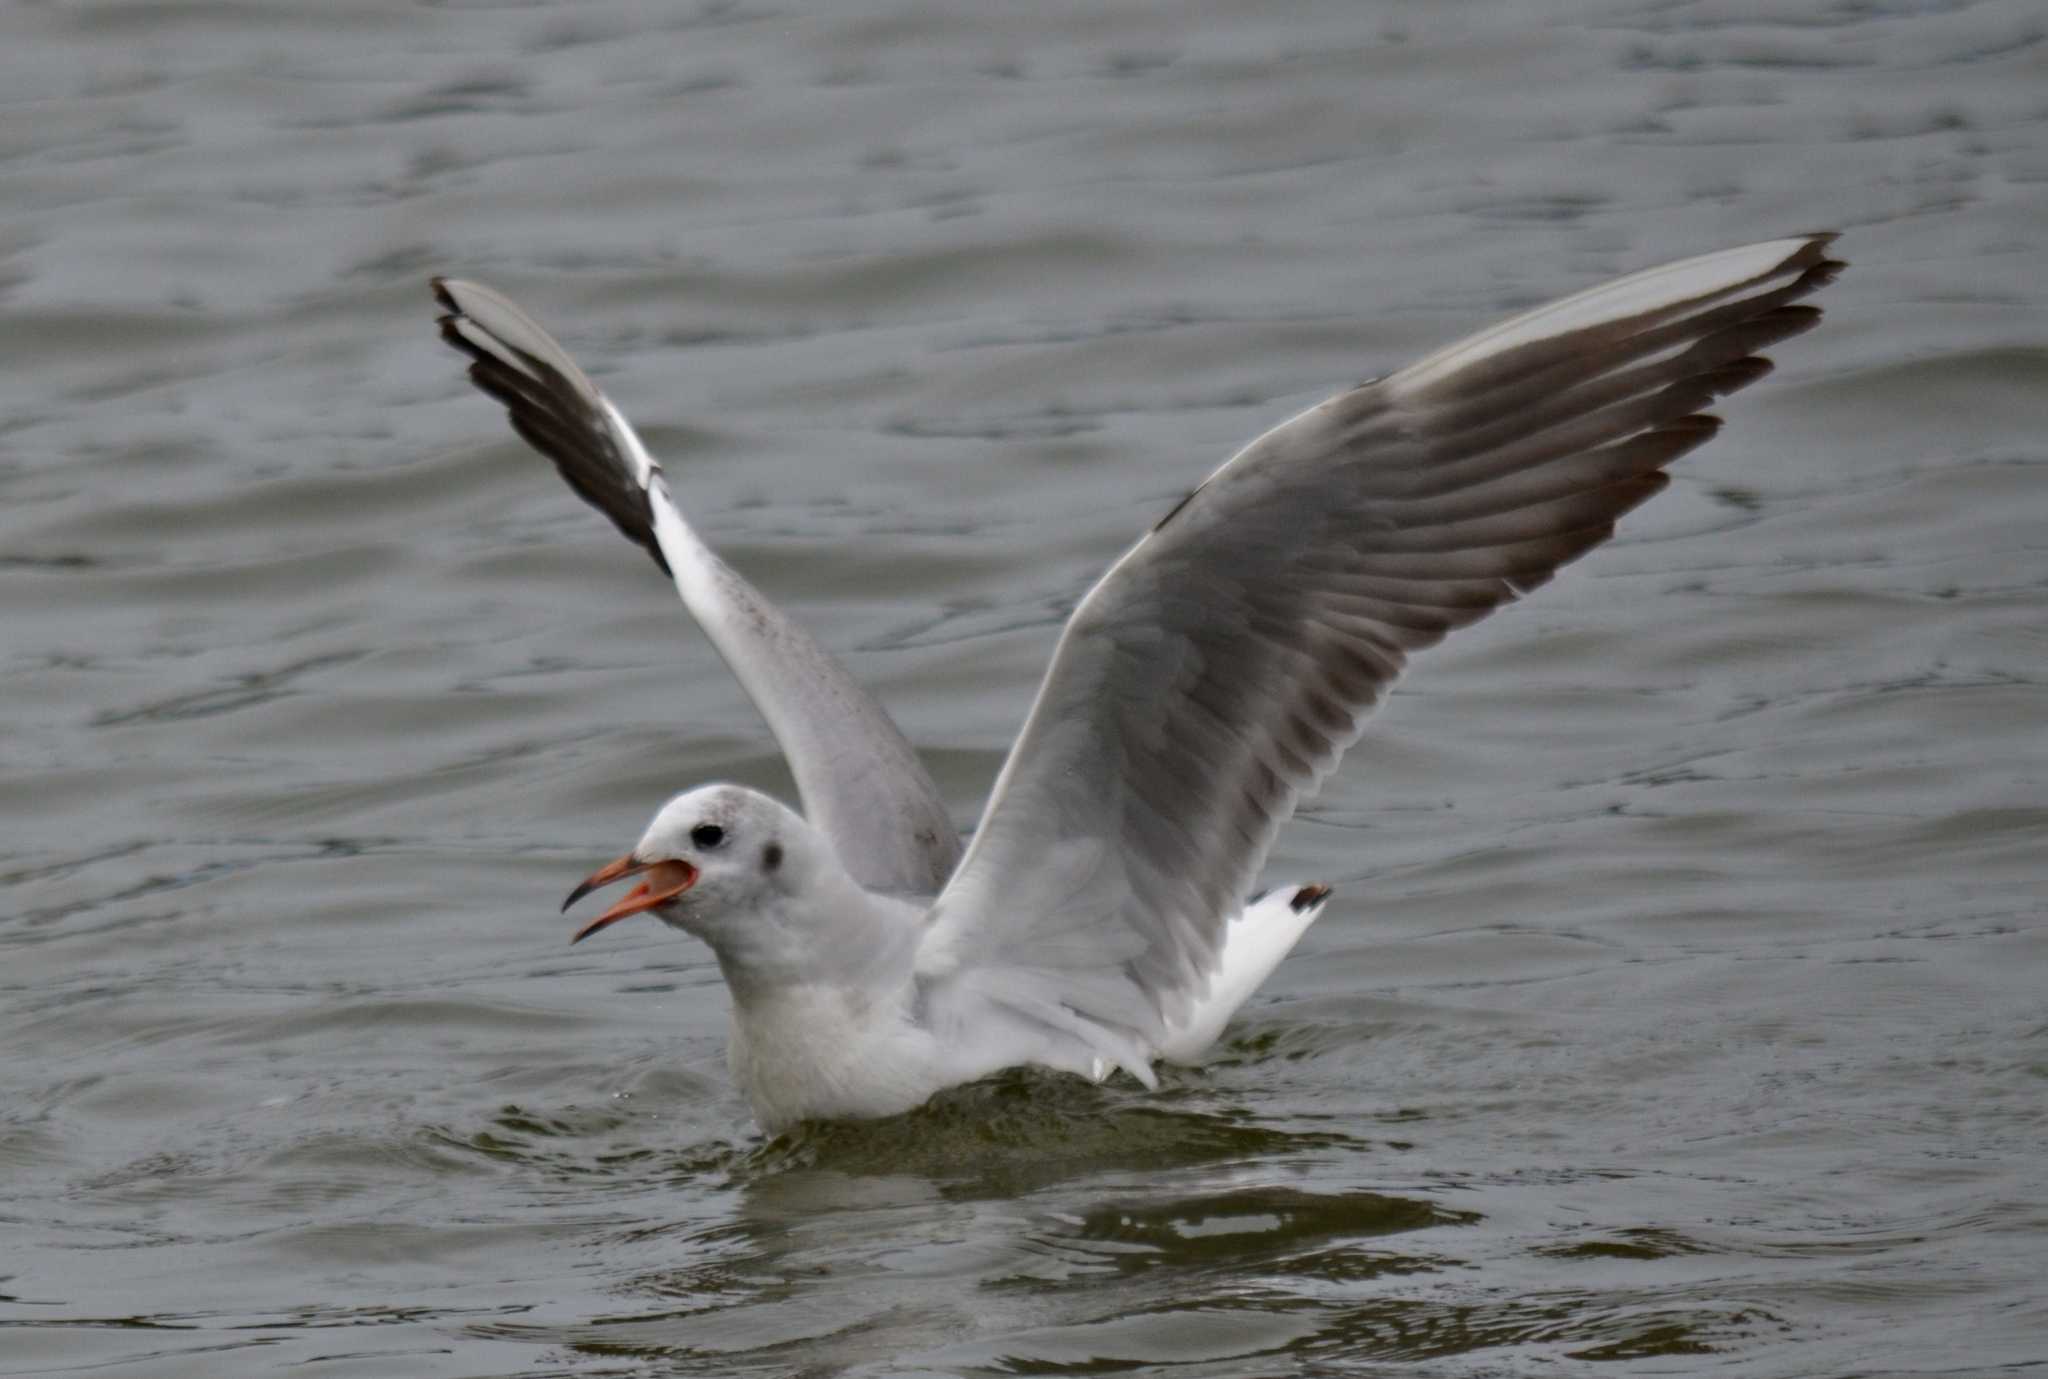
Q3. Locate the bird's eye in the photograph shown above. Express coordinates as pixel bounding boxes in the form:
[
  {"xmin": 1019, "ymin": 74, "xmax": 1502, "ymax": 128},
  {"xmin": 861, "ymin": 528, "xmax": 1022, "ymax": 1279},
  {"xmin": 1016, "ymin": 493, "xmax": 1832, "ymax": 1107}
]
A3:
[{"xmin": 690, "ymin": 823, "xmax": 725, "ymax": 850}]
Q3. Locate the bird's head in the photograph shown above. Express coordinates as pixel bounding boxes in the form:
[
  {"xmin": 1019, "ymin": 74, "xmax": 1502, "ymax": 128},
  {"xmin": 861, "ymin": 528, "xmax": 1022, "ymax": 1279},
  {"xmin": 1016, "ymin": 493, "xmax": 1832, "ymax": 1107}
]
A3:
[{"xmin": 563, "ymin": 784, "xmax": 808, "ymax": 947}]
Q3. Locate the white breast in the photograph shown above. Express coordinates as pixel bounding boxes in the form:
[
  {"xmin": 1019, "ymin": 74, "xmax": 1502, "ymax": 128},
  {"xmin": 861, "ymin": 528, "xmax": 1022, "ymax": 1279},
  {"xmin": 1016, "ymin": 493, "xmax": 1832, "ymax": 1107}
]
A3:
[{"xmin": 727, "ymin": 982, "xmax": 945, "ymax": 1133}]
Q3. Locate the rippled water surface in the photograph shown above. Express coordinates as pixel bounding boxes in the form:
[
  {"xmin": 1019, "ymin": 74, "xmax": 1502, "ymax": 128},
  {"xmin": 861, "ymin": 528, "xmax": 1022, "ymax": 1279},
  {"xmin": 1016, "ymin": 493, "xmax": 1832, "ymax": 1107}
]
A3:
[{"xmin": 4, "ymin": 2, "xmax": 2045, "ymax": 1375}]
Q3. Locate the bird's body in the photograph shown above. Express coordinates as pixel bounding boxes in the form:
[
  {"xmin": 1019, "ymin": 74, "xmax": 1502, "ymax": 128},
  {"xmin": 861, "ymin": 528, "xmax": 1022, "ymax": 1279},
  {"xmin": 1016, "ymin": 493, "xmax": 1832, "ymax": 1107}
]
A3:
[
  {"xmin": 434, "ymin": 234, "xmax": 1843, "ymax": 1132},
  {"xmin": 565, "ymin": 783, "xmax": 1327, "ymax": 1130},
  {"xmin": 725, "ymin": 891, "xmax": 1329, "ymax": 1131},
  {"xmin": 727, "ymin": 970, "xmax": 938, "ymax": 1131}
]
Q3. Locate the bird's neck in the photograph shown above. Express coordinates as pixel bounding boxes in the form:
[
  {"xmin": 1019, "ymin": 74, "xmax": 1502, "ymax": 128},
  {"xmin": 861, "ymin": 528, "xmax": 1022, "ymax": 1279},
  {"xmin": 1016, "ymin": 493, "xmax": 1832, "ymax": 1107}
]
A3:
[
  {"xmin": 709, "ymin": 878, "xmax": 938, "ymax": 1131},
  {"xmin": 709, "ymin": 872, "xmax": 924, "ymax": 1007}
]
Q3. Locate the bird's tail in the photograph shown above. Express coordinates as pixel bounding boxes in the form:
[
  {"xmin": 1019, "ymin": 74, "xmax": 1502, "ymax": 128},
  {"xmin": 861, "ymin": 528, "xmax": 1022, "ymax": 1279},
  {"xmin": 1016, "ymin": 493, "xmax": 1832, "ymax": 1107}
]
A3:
[{"xmin": 1156, "ymin": 883, "xmax": 1329, "ymax": 1063}]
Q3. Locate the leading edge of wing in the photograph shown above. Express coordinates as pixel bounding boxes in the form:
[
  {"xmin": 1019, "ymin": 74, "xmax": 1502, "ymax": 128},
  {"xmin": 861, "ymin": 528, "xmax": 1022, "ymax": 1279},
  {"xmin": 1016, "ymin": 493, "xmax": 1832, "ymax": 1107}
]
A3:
[{"xmin": 433, "ymin": 277, "xmax": 963, "ymax": 896}]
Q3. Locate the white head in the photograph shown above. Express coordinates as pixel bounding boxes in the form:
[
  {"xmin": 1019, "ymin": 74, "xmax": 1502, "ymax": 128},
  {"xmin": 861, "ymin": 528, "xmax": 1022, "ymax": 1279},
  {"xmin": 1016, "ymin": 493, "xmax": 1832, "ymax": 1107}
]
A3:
[{"xmin": 561, "ymin": 784, "xmax": 863, "ymax": 989}]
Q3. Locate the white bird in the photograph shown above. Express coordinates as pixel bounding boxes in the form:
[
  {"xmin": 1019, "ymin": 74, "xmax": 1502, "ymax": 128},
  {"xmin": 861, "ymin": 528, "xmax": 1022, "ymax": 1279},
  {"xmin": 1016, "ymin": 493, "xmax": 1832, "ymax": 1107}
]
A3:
[{"xmin": 434, "ymin": 235, "xmax": 1842, "ymax": 1132}]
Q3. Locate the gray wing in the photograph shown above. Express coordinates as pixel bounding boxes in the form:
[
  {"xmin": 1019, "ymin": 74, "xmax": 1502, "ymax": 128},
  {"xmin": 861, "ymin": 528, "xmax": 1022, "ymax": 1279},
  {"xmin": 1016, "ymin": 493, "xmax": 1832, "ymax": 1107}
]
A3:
[
  {"xmin": 914, "ymin": 235, "xmax": 1843, "ymax": 1061},
  {"xmin": 433, "ymin": 278, "xmax": 962, "ymax": 895}
]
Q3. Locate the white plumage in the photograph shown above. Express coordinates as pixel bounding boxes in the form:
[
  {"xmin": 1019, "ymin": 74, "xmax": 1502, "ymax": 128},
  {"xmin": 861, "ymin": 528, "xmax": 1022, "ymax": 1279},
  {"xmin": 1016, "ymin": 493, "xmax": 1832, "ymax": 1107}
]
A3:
[{"xmin": 434, "ymin": 234, "xmax": 1842, "ymax": 1131}]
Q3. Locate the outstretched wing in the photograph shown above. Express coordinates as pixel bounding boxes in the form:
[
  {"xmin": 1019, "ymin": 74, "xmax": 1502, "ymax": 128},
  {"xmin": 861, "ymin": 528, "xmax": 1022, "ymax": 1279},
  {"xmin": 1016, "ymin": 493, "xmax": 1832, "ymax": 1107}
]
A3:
[
  {"xmin": 914, "ymin": 236, "xmax": 1843, "ymax": 1062},
  {"xmin": 433, "ymin": 278, "xmax": 962, "ymax": 896}
]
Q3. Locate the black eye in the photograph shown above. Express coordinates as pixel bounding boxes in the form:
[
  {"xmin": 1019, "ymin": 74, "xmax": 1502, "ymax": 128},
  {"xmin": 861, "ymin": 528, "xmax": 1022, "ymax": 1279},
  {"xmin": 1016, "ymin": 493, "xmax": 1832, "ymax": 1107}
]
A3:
[{"xmin": 690, "ymin": 823, "xmax": 725, "ymax": 850}]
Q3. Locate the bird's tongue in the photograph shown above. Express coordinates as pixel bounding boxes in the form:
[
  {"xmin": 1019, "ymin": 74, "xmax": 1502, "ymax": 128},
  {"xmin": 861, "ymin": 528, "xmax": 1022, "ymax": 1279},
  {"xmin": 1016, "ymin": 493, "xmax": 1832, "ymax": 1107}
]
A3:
[{"xmin": 568, "ymin": 859, "xmax": 698, "ymax": 943}]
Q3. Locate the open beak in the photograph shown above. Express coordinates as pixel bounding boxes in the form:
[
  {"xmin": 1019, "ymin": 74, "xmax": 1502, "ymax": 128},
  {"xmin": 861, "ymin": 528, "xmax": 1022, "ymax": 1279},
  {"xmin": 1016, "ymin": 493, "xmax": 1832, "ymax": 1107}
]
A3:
[{"xmin": 563, "ymin": 854, "xmax": 699, "ymax": 944}]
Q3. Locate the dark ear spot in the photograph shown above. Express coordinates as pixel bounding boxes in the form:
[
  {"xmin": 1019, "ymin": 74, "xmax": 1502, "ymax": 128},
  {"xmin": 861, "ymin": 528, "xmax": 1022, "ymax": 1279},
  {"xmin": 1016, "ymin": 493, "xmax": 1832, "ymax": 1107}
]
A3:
[{"xmin": 761, "ymin": 841, "xmax": 783, "ymax": 873}]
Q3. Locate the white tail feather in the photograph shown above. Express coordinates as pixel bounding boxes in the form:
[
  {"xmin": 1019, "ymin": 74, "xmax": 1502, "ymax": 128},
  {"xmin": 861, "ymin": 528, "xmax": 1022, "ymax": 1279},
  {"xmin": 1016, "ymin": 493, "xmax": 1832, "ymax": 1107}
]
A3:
[{"xmin": 1157, "ymin": 884, "xmax": 1329, "ymax": 1062}]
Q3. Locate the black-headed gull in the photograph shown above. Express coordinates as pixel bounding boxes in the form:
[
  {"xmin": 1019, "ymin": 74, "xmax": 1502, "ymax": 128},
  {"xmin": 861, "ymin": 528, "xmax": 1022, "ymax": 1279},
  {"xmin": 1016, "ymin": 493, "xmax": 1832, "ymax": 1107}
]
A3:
[{"xmin": 434, "ymin": 235, "xmax": 1842, "ymax": 1131}]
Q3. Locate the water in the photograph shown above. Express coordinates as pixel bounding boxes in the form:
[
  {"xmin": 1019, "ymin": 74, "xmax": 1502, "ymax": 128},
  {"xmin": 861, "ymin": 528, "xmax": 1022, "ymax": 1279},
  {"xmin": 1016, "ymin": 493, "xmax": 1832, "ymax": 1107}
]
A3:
[{"xmin": 4, "ymin": 2, "xmax": 2044, "ymax": 1374}]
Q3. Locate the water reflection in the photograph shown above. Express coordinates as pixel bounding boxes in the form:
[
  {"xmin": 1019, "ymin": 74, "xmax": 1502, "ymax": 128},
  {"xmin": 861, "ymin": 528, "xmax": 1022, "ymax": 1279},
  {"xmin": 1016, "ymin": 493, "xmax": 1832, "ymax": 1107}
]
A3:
[{"xmin": 463, "ymin": 1071, "xmax": 1478, "ymax": 1371}]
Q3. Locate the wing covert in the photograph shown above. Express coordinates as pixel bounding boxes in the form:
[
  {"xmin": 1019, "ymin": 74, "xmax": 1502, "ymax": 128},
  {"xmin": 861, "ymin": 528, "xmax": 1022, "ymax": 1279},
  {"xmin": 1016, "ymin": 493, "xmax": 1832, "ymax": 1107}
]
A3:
[{"xmin": 914, "ymin": 236, "xmax": 1843, "ymax": 1058}]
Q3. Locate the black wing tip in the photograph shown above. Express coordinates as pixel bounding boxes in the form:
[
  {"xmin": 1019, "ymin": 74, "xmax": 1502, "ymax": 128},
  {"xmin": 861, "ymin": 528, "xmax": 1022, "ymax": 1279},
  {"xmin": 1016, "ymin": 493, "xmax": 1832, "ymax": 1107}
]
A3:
[
  {"xmin": 435, "ymin": 313, "xmax": 486, "ymax": 364},
  {"xmin": 1590, "ymin": 470, "xmax": 1673, "ymax": 526},
  {"xmin": 429, "ymin": 277, "xmax": 675, "ymax": 578},
  {"xmin": 1786, "ymin": 231, "xmax": 1842, "ymax": 266},
  {"xmin": 429, "ymin": 275, "xmax": 470, "ymax": 319},
  {"xmin": 1783, "ymin": 239, "xmax": 1847, "ymax": 307},
  {"xmin": 1764, "ymin": 303, "xmax": 1827, "ymax": 338},
  {"xmin": 1703, "ymin": 354, "xmax": 1776, "ymax": 396}
]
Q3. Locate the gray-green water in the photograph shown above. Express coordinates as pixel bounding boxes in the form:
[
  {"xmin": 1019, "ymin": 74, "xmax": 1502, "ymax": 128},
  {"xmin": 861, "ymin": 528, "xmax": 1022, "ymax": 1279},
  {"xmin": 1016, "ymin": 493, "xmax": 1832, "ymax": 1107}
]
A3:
[{"xmin": 4, "ymin": 3, "xmax": 2044, "ymax": 1375}]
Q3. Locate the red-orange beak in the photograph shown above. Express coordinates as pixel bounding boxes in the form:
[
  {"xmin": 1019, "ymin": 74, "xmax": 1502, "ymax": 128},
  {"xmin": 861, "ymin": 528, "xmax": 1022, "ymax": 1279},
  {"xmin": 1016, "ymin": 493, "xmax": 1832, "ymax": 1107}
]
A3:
[{"xmin": 563, "ymin": 854, "xmax": 699, "ymax": 944}]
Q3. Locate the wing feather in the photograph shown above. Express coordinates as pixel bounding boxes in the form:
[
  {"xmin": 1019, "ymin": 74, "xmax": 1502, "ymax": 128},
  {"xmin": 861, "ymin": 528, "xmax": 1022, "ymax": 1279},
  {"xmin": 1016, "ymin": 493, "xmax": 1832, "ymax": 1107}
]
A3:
[
  {"xmin": 433, "ymin": 278, "xmax": 963, "ymax": 895},
  {"xmin": 914, "ymin": 235, "xmax": 1843, "ymax": 1064}
]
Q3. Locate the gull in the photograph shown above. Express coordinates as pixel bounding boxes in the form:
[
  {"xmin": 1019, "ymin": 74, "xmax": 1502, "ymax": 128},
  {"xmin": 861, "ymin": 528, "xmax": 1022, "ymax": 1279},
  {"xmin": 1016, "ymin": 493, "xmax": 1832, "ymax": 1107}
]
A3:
[{"xmin": 433, "ymin": 235, "xmax": 1842, "ymax": 1132}]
